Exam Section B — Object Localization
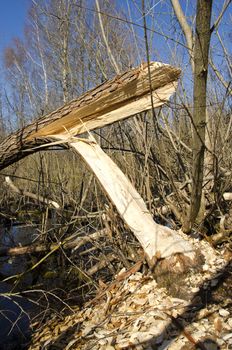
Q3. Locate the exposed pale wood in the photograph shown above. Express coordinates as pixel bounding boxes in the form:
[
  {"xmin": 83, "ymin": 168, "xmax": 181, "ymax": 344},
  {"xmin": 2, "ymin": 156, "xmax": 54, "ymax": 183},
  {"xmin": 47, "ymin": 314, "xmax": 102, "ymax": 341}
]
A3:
[
  {"xmin": 67, "ymin": 137, "xmax": 196, "ymax": 267},
  {"xmin": 63, "ymin": 82, "xmax": 177, "ymax": 137},
  {"xmin": 223, "ymin": 192, "xmax": 232, "ymax": 201},
  {"xmin": 48, "ymin": 83, "xmax": 177, "ymax": 141},
  {"xmin": 0, "ymin": 62, "xmax": 180, "ymax": 171},
  {"xmin": 28, "ymin": 63, "xmax": 180, "ymax": 138},
  {"xmin": 0, "ymin": 61, "xmax": 196, "ymax": 267}
]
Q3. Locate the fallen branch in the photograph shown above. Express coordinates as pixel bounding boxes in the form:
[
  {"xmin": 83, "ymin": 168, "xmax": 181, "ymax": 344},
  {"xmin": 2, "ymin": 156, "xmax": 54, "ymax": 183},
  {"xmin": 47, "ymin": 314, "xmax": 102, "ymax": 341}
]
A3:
[
  {"xmin": 4, "ymin": 176, "xmax": 60, "ymax": 209},
  {"xmin": 0, "ymin": 229, "xmax": 106, "ymax": 257},
  {"xmin": 87, "ymin": 254, "xmax": 117, "ymax": 276}
]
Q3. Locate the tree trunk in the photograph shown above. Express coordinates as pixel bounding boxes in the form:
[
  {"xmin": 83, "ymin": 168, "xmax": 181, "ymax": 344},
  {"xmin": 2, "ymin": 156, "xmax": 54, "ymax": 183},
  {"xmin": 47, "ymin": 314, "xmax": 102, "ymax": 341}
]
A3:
[{"xmin": 183, "ymin": 0, "xmax": 213, "ymax": 232}]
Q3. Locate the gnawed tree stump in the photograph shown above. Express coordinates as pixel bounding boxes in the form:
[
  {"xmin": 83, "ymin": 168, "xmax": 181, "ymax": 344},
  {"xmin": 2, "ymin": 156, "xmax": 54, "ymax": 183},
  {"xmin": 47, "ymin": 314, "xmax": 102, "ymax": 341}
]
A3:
[{"xmin": 0, "ymin": 62, "xmax": 201, "ymax": 271}]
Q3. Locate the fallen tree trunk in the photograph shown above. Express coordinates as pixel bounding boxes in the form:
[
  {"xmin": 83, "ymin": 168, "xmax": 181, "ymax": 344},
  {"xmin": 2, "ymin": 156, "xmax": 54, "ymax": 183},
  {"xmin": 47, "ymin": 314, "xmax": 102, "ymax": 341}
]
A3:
[
  {"xmin": 0, "ymin": 62, "xmax": 180, "ymax": 171},
  {"xmin": 0, "ymin": 62, "xmax": 200, "ymax": 270}
]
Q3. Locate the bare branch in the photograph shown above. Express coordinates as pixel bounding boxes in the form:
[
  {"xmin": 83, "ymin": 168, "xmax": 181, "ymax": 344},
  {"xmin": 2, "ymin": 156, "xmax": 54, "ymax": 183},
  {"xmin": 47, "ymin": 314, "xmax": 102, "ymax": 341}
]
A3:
[
  {"xmin": 4, "ymin": 176, "xmax": 60, "ymax": 209},
  {"xmin": 171, "ymin": 0, "xmax": 194, "ymax": 71},
  {"xmin": 210, "ymin": 0, "xmax": 232, "ymax": 33},
  {"xmin": 95, "ymin": 0, "xmax": 120, "ymax": 75},
  {"xmin": 209, "ymin": 59, "xmax": 232, "ymax": 95}
]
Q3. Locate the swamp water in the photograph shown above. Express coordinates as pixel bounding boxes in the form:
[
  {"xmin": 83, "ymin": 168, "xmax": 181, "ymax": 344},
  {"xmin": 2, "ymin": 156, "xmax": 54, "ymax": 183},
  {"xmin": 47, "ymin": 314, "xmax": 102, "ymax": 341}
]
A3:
[{"xmin": 0, "ymin": 224, "xmax": 44, "ymax": 349}]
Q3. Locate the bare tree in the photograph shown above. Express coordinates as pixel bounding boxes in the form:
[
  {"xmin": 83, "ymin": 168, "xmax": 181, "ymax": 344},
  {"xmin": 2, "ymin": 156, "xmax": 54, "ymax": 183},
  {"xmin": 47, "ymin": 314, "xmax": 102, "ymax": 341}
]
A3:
[{"xmin": 184, "ymin": 0, "xmax": 213, "ymax": 232}]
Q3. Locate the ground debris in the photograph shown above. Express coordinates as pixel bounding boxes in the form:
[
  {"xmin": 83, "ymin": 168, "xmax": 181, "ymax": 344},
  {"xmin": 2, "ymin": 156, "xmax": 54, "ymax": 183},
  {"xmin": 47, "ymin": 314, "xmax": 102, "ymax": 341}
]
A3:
[{"xmin": 29, "ymin": 238, "xmax": 231, "ymax": 350}]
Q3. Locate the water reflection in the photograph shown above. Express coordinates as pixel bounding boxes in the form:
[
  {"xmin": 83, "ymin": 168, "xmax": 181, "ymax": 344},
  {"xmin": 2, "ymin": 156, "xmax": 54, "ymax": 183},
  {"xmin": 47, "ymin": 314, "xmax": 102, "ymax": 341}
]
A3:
[
  {"xmin": 0, "ymin": 291, "xmax": 32, "ymax": 349},
  {"xmin": 0, "ymin": 224, "xmax": 39, "ymax": 349}
]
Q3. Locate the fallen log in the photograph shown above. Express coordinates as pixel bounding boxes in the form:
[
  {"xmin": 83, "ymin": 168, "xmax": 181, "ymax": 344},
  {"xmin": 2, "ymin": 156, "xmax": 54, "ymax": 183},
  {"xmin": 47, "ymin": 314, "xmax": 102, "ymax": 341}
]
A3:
[
  {"xmin": 0, "ymin": 62, "xmax": 180, "ymax": 171},
  {"xmin": 0, "ymin": 229, "xmax": 106, "ymax": 257},
  {"xmin": 4, "ymin": 176, "xmax": 60, "ymax": 209},
  {"xmin": 0, "ymin": 62, "xmax": 200, "ymax": 270}
]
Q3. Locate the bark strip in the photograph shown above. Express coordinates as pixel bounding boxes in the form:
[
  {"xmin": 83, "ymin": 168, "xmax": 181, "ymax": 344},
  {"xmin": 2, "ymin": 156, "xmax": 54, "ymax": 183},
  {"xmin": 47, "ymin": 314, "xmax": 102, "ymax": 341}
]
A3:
[{"xmin": 68, "ymin": 137, "xmax": 196, "ymax": 267}]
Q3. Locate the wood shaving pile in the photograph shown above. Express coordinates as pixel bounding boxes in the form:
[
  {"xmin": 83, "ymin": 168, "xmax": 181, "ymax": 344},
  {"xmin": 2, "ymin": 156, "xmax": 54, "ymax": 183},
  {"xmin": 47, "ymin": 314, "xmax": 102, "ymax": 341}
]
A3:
[{"xmin": 30, "ymin": 236, "xmax": 231, "ymax": 350}]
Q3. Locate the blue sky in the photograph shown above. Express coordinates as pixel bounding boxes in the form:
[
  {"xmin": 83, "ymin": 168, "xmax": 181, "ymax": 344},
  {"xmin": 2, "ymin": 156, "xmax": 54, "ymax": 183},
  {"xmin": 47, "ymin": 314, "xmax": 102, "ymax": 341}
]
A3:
[
  {"xmin": 0, "ymin": 0, "xmax": 230, "ymax": 81},
  {"xmin": 0, "ymin": 0, "xmax": 230, "ymax": 58},
  {"xmin": 0, "ymin": 0, "xmax": 29, "ymax": 52}
]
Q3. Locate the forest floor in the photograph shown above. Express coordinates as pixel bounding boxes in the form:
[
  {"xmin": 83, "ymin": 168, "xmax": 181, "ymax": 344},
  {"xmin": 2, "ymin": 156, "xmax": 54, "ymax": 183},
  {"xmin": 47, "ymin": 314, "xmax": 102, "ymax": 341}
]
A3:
[{"xmin": 28, "ymin": 233, "xmax": 232, "ymax": 350}]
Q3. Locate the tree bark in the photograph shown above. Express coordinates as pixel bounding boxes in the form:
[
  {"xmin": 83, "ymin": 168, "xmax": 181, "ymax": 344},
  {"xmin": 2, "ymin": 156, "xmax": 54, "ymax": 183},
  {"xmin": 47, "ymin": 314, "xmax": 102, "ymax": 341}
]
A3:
[
  {"xmin": 0, "ymin": 62, "xmax": 180, "ymax": 171},
  {"xmin": 183, "ymin": 0, "xmax": 213, "ymax": 232},
  {"xmin": 0, "ymin": 229, "xmax": 106, "ymax": 257},
  {"xmin": 170, "ymin": 0, "xmax": 194, "ymax": 71}
]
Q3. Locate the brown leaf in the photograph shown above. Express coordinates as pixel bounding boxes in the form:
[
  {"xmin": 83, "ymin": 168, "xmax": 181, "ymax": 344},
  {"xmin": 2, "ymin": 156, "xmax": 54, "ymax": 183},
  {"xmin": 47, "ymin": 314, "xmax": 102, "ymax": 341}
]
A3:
[{"xmin": 214, "ymin": 317, "xmax": 223, "ymax": 333}]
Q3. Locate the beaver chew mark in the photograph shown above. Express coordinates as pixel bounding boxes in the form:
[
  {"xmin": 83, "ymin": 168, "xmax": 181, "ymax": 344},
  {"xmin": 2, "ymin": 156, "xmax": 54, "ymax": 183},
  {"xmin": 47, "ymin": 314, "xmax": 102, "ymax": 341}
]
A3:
[{"xmin": 153, "ymin": 251, "xmax": 205, "ymax": 299}]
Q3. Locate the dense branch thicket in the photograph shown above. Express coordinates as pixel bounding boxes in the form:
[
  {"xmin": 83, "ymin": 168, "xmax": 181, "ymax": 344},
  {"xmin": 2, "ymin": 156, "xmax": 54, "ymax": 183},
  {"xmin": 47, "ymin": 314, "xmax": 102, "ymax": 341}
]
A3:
[{"xmin": 0, "ymin": 0, "xmax": 231, "ymax": 306}]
